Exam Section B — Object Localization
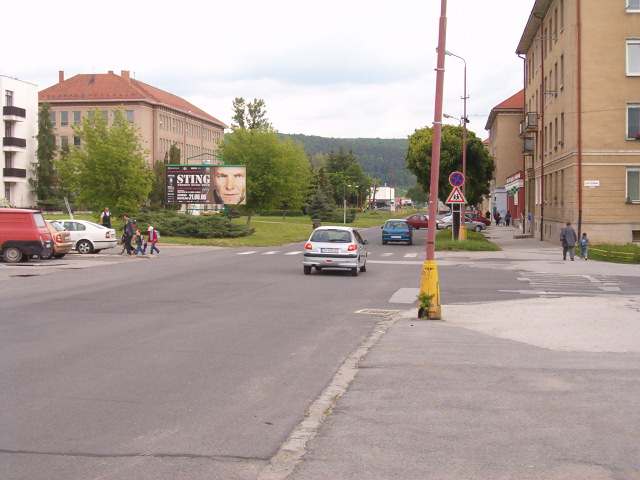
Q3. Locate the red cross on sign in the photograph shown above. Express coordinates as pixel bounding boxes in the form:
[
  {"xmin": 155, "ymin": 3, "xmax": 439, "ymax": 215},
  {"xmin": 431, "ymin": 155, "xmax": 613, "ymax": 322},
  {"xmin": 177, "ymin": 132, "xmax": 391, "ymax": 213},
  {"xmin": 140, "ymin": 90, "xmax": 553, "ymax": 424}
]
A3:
[{"xmin": 446, "ymin": 186, "xmax": 467, "ymax": 204}]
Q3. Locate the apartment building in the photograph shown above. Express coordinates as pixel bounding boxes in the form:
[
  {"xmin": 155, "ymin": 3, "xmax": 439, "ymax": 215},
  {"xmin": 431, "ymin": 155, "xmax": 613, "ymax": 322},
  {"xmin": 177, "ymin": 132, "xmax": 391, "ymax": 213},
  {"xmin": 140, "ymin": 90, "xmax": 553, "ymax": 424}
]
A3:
[
  {"xmin": 516, "ymin": 0, "xmax": 640, "ymax": 244},
  {"xmin": 485, "ymin": 90, "xmax": 525, "ymax": 225},
  {"xmin": 1, "ymin": 76, "xmax": 38, "ymax": 208},
  {"xmin": 39, "ymin": 71, "xmax": 227, "ymax": 167}
]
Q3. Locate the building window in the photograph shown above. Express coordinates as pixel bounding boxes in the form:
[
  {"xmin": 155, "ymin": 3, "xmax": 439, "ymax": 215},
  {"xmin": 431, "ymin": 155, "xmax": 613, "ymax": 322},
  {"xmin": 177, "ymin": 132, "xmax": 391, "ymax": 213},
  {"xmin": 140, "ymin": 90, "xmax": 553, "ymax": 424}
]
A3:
[
  {"xmin": 61, "ymin": 136, "xmax": 69, "ymax": 148},
  {"xmin": 628, "ymin": 0, "xmax": 640, "ymax": 12},
  {"xmin": 5, "ymin": 151, "xmax": 14, "ymax": 168},
  {"xmin": 73, "ymin": 111, "xmax": 81, "ymax": 125},
  {"xmin": 49, "ymin": 111, "xmax": 56, "ymax": 126},
  {"xmin": 102, "ymin": 111, "xmax": 108, "ymax": 122},
  {"xmin": 628, "ymin": 168, "xmax": 640, "ymax": 202},
  {"xmin": 5, "ymin": 121, "xmax": 12, "ymax": 137},
  {"xmin": 627, "ymin": 39, "xmax": 640, "ymax": 75},
  {"xmin": 627, "ymin": 103, "xmax": 640, "ymax": 139},
  {"xmin": 560, "ymin": 55, "xmax": 564, "ymax": 90},
  {"xmin": 73, "ymin": 136, "xmax": 81, "ymax": 147},
  {"xmin": 126, "ymin": 110, "xmax": 134, "ymax": 124},
  {"xmin": 5, "ymin": 90, "xmax": 13, "ymax": 106},
  {"xmin": 60, "ymin": 111, "xmax": 68, "ymax": 126}
]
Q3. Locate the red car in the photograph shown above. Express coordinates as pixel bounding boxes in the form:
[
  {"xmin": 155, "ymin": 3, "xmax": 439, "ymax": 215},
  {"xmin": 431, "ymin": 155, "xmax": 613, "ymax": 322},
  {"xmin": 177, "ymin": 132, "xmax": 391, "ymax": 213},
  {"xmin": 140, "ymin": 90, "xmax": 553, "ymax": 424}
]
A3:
[
  {"xmin": 466, "ymin": 212, "xmax": 491, "ymax": 226},
  {"xmin": 405, "ymin": 214, "xmax": 430, "ymax": 229}
]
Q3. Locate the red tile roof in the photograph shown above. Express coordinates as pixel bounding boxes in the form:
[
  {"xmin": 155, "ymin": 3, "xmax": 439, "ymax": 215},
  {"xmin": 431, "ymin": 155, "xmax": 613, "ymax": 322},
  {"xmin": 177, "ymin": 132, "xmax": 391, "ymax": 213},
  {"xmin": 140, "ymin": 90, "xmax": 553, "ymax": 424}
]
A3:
[
  {"xmin": 484, "ymin": 90, "xmax": 524, "ymax": 130},
  {"xmin": 39, "ymin": 71, "xmax": 227, "ymax": 128}
]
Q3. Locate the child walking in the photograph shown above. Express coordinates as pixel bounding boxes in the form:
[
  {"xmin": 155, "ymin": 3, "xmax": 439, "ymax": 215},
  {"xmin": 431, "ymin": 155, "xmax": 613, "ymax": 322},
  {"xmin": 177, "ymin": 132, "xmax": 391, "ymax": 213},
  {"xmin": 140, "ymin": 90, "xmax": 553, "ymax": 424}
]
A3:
[
  {"xmin": 147, "ymin": 226, "xmax": 160, "ymax": 255},
  {"xmin": 579, "ymin": 232, "xmax": 589, "ymax": 260},
  {"xmin": 133, "ymin": 230, "xmax": 144, "ymax": 255}
]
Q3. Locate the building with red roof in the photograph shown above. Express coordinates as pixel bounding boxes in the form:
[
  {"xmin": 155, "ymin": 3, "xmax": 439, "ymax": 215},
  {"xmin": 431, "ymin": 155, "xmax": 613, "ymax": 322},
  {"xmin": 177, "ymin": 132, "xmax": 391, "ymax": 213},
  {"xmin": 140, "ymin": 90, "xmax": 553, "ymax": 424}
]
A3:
[{"xmin": 39, "ymin": 70, "xmax": 227, "ymax": 166}]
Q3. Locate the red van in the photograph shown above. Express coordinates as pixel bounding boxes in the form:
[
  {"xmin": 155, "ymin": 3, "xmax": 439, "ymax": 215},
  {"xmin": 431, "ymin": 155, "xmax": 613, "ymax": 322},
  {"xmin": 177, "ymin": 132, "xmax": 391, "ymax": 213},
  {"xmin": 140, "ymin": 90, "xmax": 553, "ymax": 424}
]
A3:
[{"xmin": 0, "ymin": 208, "xmax": 54, "ymax": 263}]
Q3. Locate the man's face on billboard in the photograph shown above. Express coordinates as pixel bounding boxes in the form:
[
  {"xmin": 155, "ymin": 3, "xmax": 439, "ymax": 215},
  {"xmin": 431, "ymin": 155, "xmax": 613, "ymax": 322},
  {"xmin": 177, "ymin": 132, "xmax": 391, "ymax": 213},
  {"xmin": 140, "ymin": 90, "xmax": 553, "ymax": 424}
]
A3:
[{"xmin": 213, "ymin": 166, "xmax": 246, "ymax": 204}]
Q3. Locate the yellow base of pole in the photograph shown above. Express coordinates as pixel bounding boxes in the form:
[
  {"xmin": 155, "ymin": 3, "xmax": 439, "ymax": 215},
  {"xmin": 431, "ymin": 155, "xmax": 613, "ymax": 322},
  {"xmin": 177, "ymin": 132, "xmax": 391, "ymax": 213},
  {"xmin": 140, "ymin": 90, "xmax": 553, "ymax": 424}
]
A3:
[
  {"xmin": 459, "ymin": 225, "xmax": 467, "ymax": 241},
  {"xmin": 418, "ymin": 260, "xmax": 441, "ymax": 320}
]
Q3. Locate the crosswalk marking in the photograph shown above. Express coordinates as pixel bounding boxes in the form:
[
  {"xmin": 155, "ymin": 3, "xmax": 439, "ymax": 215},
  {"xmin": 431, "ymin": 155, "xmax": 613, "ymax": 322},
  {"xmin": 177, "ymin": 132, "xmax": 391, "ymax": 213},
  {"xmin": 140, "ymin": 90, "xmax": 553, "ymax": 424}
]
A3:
[
  {"xmin": 507, "ymin": 272, "xmax": 622, "ymax": 298},
  {"xmin": 404, "ymin": 253, "xmax": 418, "ymax": 258},
  {"xmin": 381, "ymin": 253, "xmax": 394, "ymax": 257},
  {"xmin": 263, "ymin": 251, "xmax": 279, "ymax": 255},
  {"xmin": 285, "ymin": 251, "xmax": 303, "ymax": 255},
  {"xmin": 238, "ymin": 251, "xmax": 257, "ymax": 255}
]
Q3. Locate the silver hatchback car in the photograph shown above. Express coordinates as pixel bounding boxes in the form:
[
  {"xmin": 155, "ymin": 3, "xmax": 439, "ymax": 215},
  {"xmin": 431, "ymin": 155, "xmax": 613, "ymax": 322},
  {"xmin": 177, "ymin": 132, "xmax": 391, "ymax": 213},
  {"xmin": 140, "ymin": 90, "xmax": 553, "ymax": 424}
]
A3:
[{"xmin": 303, "ymin": 226, "xmax": 368, "ymax": 276}]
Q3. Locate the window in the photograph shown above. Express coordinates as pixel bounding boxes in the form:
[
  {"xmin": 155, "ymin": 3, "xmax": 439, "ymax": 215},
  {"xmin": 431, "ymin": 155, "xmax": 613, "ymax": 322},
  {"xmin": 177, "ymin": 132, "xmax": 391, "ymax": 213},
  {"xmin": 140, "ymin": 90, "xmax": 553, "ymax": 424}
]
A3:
[
  {"xmin": 5, "ymin": 121, "xmax": 12, "ymax": 137},
  {"xmin": 60, "ymin": 111, "xmax": 68, "ymax": 126},
  {"xmin": 560, "ymin": 55, "xmax": 565, "ymax": 90},
  {"xmin": 126, "ymin": 110, "xmax": 134, "ymax": 124},
  {"xmin": 73, "ymin": 111, "xmax": 81, "ymax": 125},
  {"xmin": 627, "ymin": 39, "xmax": 640, "ymax": 75},
  {"xmin": 5, "ymin": 90, "xmax": 13, "ymax": 106},
  {"xmin": 628, "ymin": 168, "xmax": 640, "ymax": 202},
  {"xmin": 5, "ymin": 151, "xmax": 14, "ymax": 168},
  {"xmin": 49, "ymin": 111, "xmax": 56, "ymax": 126},
  {"xmin": 628, "ymin": 0, "xmax": 640, "ymax": 11},
  {"xmin": 73, "ymin": 136, "xmax": 81, "ymax": 146},
  {"xmin": 61, "ymin": 136, "xmax": 69, "ymax": 148},
  {"xmin": 627, "ymin": 103, "xmax": 640, "ymax": 139}
]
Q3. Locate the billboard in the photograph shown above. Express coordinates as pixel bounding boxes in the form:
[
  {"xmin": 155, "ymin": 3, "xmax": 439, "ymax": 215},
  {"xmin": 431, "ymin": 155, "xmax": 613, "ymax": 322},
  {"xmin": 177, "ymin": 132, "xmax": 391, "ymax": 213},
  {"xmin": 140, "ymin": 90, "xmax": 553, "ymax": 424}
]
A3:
[{"xmin": 165, "ymin": 165, "xmax": 246, "ymax": 205}]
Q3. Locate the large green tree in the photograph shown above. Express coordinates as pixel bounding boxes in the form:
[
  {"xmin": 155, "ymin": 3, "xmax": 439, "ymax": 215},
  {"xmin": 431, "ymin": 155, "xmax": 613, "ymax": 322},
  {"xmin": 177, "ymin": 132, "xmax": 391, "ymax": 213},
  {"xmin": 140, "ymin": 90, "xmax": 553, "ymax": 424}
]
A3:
[
  {"xmin": 30, "ymin": 101, "xmax": 59, "ymax": 206},
  {"xmin": 231, "ymin": 97, "xmax": 271, "ymax": 132},
  {"xmin": 405, "ymin": 125, "xmax": 494, "ymax": 206},
  {"xmin": 57, "ymin": 107, "xmax": 153, "ymax": 216},
  {"xmin": 219, "ymin": 129, "xmax": 312, "ymax": 224},
  {"xmin": 324, "ymin": 146, "xmax": 373, "ymax": 210}
]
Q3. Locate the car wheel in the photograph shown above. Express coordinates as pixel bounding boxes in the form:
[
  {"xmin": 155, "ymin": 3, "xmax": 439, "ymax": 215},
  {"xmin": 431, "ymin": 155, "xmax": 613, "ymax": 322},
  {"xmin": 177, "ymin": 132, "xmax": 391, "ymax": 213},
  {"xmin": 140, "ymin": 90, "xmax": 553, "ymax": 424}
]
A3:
[
  {"xmin": 315, "ymin": 266, "xmax": 322, "ymax": 271},
  {"xmin": 3, "ymin": 246, "xmax": 23, "ymax": 263},
  {"xmin": 360, "ymin": 263, "xmax": 367, "ymax": 273},
  {"xmin": 474, "ymin": 225, "xmax": 482, "ymax": 232},
  {"xmin": 382, "ymin": 240, "xmax": 387, "ymax": 245},
  {"xmin": 351, "ymin": 267, "xmax": 359, "ymax": 276},
  {"xmin": 408, "ymin": 238, "xmax": 413, "ymax": 245},
  {"xmin": 76, "ymin": 240, "xmax": 93, "ymax": 254},
  {"xmin": 94, "ymin": 249, "xmax": 102, "ymax": 254},
  {"xmin": 54, "ymin": 253, "xmax": 66, "ymax": 259},
  {"xmin": 303, "ymin": 265, "xmax": 312, "ymax": 275}
]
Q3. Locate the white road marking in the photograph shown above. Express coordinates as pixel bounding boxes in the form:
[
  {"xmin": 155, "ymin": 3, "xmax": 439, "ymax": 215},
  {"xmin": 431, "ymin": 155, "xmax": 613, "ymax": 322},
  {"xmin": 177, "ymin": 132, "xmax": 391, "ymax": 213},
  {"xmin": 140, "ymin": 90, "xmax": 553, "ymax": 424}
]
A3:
[
  {"xmin": 263, "ymin": 251, "xmax": 279, "ymax": 255},
  {"xmin": 237, "ymin": 251, "xmax": 257, "ymax": 255},
  {"xmin": 404, "ymin": 253, "xmax": 418, "ymax": 258},
  {"xmin": 285, "ymin": 251, "xmax": 303, "ymax": 255}
]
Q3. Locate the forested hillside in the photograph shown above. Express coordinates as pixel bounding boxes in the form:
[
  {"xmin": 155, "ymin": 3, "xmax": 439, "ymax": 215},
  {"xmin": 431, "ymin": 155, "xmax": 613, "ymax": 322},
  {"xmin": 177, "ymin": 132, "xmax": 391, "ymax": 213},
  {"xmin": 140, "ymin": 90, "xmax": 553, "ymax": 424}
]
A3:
[{"xmin": 279, "ymin": 134, "xmax": 415, "ymax": 188}]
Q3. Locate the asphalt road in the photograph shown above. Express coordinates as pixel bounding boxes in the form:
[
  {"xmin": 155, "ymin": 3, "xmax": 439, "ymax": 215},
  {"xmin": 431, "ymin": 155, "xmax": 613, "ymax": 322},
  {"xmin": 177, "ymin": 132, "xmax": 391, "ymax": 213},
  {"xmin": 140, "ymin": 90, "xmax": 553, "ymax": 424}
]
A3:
[{"xmin": 0, "ymin": 226, "xmax": 569, "ymax": 479}]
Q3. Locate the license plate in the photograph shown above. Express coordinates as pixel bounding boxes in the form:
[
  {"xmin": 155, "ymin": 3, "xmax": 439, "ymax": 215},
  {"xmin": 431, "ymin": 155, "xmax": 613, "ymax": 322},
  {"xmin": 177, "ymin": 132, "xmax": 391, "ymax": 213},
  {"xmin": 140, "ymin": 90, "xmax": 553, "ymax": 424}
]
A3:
[
  {"xmin": 321, "ymin": 248, "xmax": 339, "ymax": 253},
  {"xmin": 391, "ymin": 235, "xmax": 401, "ymax": 239}
]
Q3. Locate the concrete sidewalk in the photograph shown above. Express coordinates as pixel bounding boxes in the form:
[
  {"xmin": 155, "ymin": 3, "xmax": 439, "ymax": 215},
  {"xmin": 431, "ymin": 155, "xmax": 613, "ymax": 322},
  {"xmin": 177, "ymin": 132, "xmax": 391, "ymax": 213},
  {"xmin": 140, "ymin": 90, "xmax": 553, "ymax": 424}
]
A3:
[{"xmin": 262, "ymin": 226, "xmax": 640, "ymax": 480}]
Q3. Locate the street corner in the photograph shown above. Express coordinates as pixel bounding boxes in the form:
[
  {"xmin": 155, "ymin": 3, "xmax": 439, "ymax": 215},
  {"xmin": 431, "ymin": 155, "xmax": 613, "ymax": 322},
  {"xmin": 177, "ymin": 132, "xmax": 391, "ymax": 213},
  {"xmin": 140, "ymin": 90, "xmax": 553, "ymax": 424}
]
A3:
[{"xmin": 441, "ymin": 295, "xmax": 640, "ymax": 353}]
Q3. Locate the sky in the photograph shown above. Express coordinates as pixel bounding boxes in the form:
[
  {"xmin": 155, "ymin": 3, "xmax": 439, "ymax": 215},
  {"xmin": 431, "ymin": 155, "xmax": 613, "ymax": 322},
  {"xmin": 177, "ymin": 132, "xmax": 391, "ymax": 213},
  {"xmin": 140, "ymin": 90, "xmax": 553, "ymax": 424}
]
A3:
[{"xmin": 4, "ymin": 0, "xmax": 535, "ymax": 140}]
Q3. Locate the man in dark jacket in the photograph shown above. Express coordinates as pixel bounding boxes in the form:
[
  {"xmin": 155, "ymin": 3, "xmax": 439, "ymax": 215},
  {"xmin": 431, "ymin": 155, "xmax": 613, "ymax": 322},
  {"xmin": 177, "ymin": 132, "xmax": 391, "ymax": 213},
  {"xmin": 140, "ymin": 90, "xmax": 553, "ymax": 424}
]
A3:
[
  {"xmin": 123, "ymin": 214, "xmax": 135, "ymax": 255},
  {"xmin": 560, "ymin": 221, "xmax": 577, "ymax": 261}
]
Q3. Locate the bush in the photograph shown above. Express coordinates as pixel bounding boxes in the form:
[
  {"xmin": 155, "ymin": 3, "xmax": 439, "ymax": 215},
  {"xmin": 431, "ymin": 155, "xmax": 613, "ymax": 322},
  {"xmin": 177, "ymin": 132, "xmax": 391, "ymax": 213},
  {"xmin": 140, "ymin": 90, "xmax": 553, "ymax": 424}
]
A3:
[{"xmin": 133, "ymin": 211, "xmax": 254, "ymax": 239}]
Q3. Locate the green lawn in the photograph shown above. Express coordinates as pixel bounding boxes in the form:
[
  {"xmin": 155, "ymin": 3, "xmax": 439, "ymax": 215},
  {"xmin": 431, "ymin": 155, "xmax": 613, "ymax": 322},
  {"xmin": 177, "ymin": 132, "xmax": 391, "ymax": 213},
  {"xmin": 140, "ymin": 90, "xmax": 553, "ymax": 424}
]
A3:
[
  {"xmin": 589, "ymin": 243, "xmax": 640, "ymax": 264},
  {"xmin": 434, "ymin": 229, "xmax": 502, "ymax": 251}
]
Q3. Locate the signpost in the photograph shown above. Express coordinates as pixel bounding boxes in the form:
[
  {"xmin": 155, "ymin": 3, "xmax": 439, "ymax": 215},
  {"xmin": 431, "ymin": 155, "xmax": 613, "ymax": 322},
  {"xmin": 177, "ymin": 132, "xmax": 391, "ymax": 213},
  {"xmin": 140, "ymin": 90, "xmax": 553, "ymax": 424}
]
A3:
[{"xmin": 447, "ymin": 172, "xmax": 467, "ymax": 240}]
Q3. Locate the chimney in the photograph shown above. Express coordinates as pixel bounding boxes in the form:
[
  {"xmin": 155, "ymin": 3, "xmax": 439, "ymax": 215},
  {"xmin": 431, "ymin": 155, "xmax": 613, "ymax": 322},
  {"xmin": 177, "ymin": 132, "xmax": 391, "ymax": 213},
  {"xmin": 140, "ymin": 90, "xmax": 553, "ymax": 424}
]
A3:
[
  {"xmin": 108, "ymin": 70, "xmax": 114, "ymax": 75},
  {"xmin": 121, "ymin": 70, "xmax": 130, "ymax": 82},
  {"xmin": 59, "ymin": 71, "xmax": 64, "ymax": 83}
]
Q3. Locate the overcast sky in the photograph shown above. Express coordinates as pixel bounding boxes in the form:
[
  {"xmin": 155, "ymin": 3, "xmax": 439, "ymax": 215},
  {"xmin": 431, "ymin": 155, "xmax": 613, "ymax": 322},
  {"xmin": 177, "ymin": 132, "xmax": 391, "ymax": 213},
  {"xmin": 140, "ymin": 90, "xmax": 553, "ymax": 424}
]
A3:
[{"xmin": 5, "ymin": 0, "xmax": 534, "ymax": 140}]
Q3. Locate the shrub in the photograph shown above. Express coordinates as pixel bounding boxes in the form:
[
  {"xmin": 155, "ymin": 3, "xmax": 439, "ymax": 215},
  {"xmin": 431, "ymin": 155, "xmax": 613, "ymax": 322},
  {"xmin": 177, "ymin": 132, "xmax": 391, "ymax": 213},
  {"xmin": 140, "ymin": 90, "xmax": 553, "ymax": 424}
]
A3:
[{"xmin": 133, "ymin": 211, "xmax": 254, "ymax": 239}]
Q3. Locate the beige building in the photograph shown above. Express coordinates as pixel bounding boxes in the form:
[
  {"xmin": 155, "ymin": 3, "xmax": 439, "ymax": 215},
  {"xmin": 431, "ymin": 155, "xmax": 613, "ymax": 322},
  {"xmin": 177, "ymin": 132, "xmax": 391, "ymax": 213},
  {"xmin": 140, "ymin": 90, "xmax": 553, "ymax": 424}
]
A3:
[
  {"xmin": 516, "ymin": 0, "xmax": 640, "ymax": 244},
  {"xmin": 39, "ymin": 71, "xmax": 227, "ymax": 167},
  {"xmin": 485, "ymin": 90, "xmax": 525, "ymax": 225}
]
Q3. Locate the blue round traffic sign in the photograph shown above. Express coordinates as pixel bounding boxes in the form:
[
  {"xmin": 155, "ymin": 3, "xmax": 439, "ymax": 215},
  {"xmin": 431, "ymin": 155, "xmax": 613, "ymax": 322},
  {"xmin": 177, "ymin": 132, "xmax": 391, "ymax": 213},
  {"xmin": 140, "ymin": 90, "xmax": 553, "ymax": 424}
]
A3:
[{"xmin": 449, "ymin": 171, "xmax": 465, "ymax": 187}]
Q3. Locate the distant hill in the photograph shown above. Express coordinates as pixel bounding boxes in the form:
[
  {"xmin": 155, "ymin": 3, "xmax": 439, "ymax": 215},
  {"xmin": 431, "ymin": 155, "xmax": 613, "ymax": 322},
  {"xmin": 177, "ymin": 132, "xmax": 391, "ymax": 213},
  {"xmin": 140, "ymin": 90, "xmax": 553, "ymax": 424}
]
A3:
[{"xmin": 279, "ymin": 134, "xmax": 415, "ymax": 188}]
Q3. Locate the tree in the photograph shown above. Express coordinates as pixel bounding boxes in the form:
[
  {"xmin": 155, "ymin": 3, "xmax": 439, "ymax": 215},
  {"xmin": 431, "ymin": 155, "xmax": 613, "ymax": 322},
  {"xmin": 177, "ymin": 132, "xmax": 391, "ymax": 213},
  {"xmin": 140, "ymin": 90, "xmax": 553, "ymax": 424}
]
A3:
[
  {"xmin": 405, "ymin": 125, "xmax": 494, "ymax": 206},
  {"xmin": 30, "ymin": 101, "xmax": 59, "ymax": 207},
  {"xmin": 149, "ymin": 144, "xmax": 181, "ymax": 210},
  {"xmin": 219, "ymin": 129, "xmax": 312, "ymax": 224},
  {"xmin": 324, "ymin": 146, "xmax": 373, "ymax": 210},
  {"xmin": 231, "ymin": 97, "xmax": 271, "ymax": 131},
  {"xmin": 406, "ymin": 184, "xmax": 428, "ymax": 206},
  {"xmin": 57, "ymin": 107, "xmax": 153, "ymax": 216}
]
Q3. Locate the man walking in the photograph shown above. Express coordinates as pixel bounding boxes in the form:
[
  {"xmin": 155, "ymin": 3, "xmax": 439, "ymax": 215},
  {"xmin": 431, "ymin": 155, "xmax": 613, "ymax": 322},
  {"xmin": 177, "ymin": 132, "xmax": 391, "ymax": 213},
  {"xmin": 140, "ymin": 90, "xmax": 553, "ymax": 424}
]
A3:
[
  {"xmin": 123, "ymin": 214, "xmax": 135, "ymax": 255},
  {"xmin": 560, "ymin": 221, "xmax": 577, "ymax": 261},
  {"xmin": 100, "ymin": 207, "xmax": 112, "ymax": 228}
]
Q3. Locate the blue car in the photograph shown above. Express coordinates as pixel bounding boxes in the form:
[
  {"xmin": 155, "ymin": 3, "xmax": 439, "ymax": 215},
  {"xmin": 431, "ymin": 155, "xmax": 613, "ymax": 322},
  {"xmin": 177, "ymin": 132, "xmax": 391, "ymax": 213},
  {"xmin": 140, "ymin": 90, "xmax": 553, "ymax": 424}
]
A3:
[{"xmin": 381, "ymin": 219, "xmax": 413, "ymax": 245}]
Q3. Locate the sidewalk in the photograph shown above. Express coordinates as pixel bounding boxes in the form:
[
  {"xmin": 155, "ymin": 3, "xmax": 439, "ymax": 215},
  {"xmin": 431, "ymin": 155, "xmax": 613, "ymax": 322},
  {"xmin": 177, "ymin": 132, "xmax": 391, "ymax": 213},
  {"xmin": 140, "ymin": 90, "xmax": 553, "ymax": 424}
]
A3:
[{"xmin": 263, "ymin": 225, "xmax": 640, "ymax": 480}]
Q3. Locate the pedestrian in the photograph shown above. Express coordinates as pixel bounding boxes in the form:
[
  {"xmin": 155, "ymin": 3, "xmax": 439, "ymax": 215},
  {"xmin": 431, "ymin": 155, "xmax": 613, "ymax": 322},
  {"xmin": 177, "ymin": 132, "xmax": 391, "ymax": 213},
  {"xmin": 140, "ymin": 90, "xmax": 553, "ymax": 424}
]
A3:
[
  {"xmin": 100, "ymin": 207, "xmax": 112, "ymax": 228},
  {"xmin": 147, "ymin": 226, "xmax": 160, "ymax": 255},
  {"xmin": 527, "ymin": 211, "xmax": 532, "ymax": 233},
  {"xmin": 505, "ymin": 211, "xmax": 511, "ymax": 227},
  {"xmin": 495, "ymin": 211, "xmax": 501, "ymax": 226},
  {"xmin": 560, "ymin": 221, "xmax": 577, "ymax": 261},
  {"xmin": 579, "ymin": 232, "xmax": 589, "ymax": 260},
  {"xmin": 133, "ymin": 230, "xmax": 145, "ymax": 255},
  {"xmin": 122, "ymin": 214, "xmax": 135, "ymax": 255},
  {"xmin": 485, "ymin": 210, "xmax": 491, "ymax": 221}
]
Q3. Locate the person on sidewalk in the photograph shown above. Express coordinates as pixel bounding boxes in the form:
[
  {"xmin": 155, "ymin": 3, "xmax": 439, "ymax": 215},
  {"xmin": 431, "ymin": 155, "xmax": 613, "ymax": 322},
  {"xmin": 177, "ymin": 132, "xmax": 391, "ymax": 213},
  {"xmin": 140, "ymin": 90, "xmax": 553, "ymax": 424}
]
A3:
[
  {"xmin": 579, "ymin": 232, "xmax": 589, "ymax": 260},
  {"xmin": 495, "ymin": 211, "xmax": 501, "ymax": 226},
  {"xmin": 100, "ymin": 207, "xmax": 112, "ymax": 228},
  {"xmin": 147, "ymin": 226, "xmax": 160, "ymax": 255},
  {"xmin": 123, "ymin": 214, "xmax": 135, "ymax": 255},
  {"xmin": 133, "ymin": 230, "xmax": 145, "ymax": 255},
  {"xmin": 560, "ymin": 221, "xmax": 577, "ymax": 261},
  {"xmin": 485, "ymin": 210, "xmax": 491, "ymax": 221},
  {"xmin": 504, "ymin": 211, "xmax": 511, "ymax": 227}
]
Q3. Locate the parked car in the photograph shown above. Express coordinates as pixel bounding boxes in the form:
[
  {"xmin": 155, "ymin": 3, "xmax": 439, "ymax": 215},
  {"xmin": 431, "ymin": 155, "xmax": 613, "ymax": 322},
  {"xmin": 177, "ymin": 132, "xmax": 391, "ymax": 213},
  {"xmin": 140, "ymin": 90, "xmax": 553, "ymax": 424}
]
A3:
[
  {"xmin": 58, "ymin": 219, "xmax": 117, "ymax": 254},
  {"xmin": 381, "ymin": 219, "xmax": 413, "ymax": 245},
  {"xmin": 303, "ymin": 226, "xmax": 368, "ymax": 276},
  {"xmin": 42, "ymin": 220, "xmax": 72, "ymax": 259},
  {"xmin": 436, "ymin": 214, "xmax": 486, "ymax": 232},
  {"xmin": 405, "ymin": 213, "xmax": 430, "ymax": 229},
  {"xmin": 466, "ymin": 212, "xmax": 491, "ymax": 226},
  {"xmin": 0, "ymin": 208, "xmax": 53, "ymax": 263}
]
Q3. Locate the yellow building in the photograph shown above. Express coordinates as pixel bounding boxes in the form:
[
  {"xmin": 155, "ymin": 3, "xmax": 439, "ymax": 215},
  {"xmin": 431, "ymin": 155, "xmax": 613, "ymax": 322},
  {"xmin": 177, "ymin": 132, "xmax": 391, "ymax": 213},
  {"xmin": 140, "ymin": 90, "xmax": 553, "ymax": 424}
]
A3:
[
  {"xmin": 516, "ymin": 0, "xmax": 640, "ymax": 244},
  {"xmin": 39, "ymin": 71, "xmax": 227, "ymax": 166}
]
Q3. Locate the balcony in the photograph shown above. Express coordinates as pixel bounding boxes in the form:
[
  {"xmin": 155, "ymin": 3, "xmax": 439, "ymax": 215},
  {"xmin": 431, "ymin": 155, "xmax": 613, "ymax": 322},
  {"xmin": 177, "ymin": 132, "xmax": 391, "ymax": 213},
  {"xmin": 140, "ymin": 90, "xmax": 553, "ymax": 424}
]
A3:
[
  {"xmin": 3, "ymin": 167, "xmax": 27, "ymax": 178},
  {"xmin": 3, "ymin": 137, "xmax": 27, "ymax": 148},
  {"xmin": 522, "ymin": 137, "xmax": 535, "ymax": 155},
  {"xmin": 523, "ymin": 113, "xmax": 538, "ymax": 132},
  {"xmin": 3, "ymin": 106, "xmax": 26, "ymax": 121}
]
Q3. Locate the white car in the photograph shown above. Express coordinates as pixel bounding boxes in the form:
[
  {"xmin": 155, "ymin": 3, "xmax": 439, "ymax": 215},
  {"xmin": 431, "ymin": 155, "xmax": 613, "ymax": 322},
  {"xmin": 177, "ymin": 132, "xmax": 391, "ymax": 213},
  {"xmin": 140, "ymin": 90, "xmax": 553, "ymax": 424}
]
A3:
[
  {"xmin": 58, "ymin": 219, "xmax": 117, "ymax": 254},
  {"xmin": 303, "ymin": 226, "xmax": 368, "ymax": 276},
  {"xmin": 436, "ymin": 214, "xmax": 486, "ymax": 232}
]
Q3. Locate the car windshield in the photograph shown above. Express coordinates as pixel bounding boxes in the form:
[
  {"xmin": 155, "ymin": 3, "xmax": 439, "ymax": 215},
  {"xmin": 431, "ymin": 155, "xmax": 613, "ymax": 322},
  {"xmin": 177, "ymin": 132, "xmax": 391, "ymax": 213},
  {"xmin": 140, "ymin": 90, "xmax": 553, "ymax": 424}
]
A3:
[
  {"xmin": 86, "ymin": 221, "xmax": 106, "ymax": 229},
  {"xmin": 310, "ymin": 229, "xmax": 352, "ymax": 243},
  {"xmin": 49, "ymin": 221, "xmax": 65, "ymax": 231},
  {"xmin": 386, "ymin": 221, "xmax": 409, "ymax": 229}
]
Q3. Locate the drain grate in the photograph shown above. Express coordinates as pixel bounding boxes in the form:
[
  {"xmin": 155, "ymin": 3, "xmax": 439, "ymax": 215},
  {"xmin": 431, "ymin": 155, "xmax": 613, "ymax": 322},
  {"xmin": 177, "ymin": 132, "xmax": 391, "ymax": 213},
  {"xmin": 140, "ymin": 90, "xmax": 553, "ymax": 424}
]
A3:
[{"xmin": 355, "ymin": 309, "xmax": 402, "ymax": 315}]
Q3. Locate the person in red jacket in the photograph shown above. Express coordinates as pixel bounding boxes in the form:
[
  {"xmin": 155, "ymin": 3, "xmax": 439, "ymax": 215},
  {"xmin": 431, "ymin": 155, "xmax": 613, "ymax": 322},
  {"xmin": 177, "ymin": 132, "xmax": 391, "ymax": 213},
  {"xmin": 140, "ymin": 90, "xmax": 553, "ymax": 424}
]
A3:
[{"xmin": 147, "ymin": 226, "xmax": 160, "ymax": 255}]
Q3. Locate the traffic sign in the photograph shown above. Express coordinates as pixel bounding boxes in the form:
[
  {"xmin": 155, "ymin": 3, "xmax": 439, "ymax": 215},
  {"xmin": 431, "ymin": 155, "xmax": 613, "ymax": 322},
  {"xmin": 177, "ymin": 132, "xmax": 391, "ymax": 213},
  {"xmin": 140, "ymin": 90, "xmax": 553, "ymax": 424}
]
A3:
[
  {"xmin": 449, "ymin": 171, "xmax": 465, "ymax": 187},
  {"xmin": 445, "ymin": 186, "xmax": 467, "ymax": 204}
]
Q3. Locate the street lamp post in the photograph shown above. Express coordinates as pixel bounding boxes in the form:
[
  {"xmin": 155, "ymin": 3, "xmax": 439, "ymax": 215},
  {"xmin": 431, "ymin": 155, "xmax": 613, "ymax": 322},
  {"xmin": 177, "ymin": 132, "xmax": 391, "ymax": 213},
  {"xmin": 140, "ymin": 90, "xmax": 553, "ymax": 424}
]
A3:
[
  {"xmin": 444, "ymin": 50, "xmax": 468, "ymax": 196},
  {"xmin": 343, "ymin": 184, "xmax": 352, "ymax": 225}
]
